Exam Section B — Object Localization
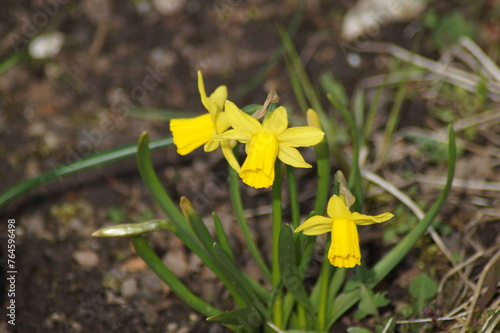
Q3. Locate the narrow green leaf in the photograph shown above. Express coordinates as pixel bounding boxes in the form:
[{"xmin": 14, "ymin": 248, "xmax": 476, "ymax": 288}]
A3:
[
  {"xmin": 136, "ymin": 133, "xmax": 196, "ymax": 243},
  {"xmin": 207, "ymin": 308, "xmax": 262, "ymax": 328},
  {"xmin": 131, "ymin": 236, "xmax": 221, "ymax": 317},
  {"xmin": 136, "ymin": 133, "xmax": 247, "ymax": 305},
  {"xmin": 92, "ymin": 219, "xmax": 175, "ymax": 237},
  {"xmin": 327, "ymin": 93, "xmax": 363, "ymax": 212},
  {"xmin": 326, "ymin": 267, "xmax": 346, "ymax": 319},
  {"xmin": 279, "ymin": 225, "xmax": 312, "ymax": 310},
  {"xmin": 229, "ymin": 166, "xmax": 271, "ymax": 281},
  {"xmin": 320, "ymin": 72, "xmax": 349, "ymax": 110},
  {"xmin": 354, "ymin": 286, "xmax": 390, "ymax": 319},
  {"xmin": 271, "ymin": 161, "xmax": 284, "ymax": 329},
  {"xmin": 363, "ymin": 85, "xmax": 385, "ymax": 141},
  {"xmin": 212, "ymin": 212, "xmax": 234, "ymax": 261},
  {"xmin": 179, "ymin": 196, "xmax": 250, "ymax": 308},
  {"xmin": 372, "ymin": 127, "xmax": 456, "ymax": 282},
  {"xmin": 0, "ymin": 51, "xmax": 23, "ymax": 75},
  {"xmin": 326, "ymin": 290, "xmax": 360, "ymax": 328},
  {"xmin": 180, "ymin": 196, "xmax": 217, "ymax": 256},
  {"xmin": 212, "ymin": 244, "xmax": 268, "ymax": 317},
  {"xmin": 242, "ymin": 104, "xmax": 264, "ymax": 115},
  {"xmin": 316, "ymin": 242, "xmax": 331, "ymax": 332},
  {"xmin": 313, "ymin": 124, "xmax": 331, "ymax": 216},
  {"xmin": 0, "ymin": 136, "xmax": 173, "ymax": 208},
  {"xmin": 347, "ymin": 327, "xmax": 373, "ymax": 333},
  {"xmin": 378, "ymin": 79, "xmax": 407, "ymax": 166},
  {"xmin": 278, "ymin": 26, "xmax": 334, "ymax": 146},
  {"xmin": 286, "ymin": 166, "xmax": 301, "ymax": 229}
]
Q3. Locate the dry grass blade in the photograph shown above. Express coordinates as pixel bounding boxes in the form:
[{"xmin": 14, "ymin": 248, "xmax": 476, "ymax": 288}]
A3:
[{"xmin": 359, "ymin": 41, "xmax": 500, "ymax": 101}]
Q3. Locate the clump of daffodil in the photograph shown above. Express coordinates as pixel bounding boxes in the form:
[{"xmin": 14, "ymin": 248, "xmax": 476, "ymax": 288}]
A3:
[
  {"xmin": 213, "ymin": 101, "xmax": 324, "ymax": 188},
  {"xmin": 169, "ymin": 71, "xmax": 239, "ymax": 171},
  {"xmin": 295, "ymin": 193, "xmax": 393, "ymax": 268}
]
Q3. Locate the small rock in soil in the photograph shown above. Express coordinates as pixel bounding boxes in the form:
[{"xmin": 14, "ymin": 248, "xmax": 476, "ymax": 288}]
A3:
[
  {"xmin": 72, "ymin": 250, "xmax": 100, "ymax": 267},
  {"xmin": 121, "ymin": 277, "xmax": 138, "ymax": 298}
]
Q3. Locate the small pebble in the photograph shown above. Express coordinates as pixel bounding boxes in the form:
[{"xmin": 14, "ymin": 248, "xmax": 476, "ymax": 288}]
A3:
[
  {"xmin": 166, "ymin": 322, "xmax": 178, "ymax": 331},
  {"xmin": 28, "ymin": 31, "xmax": 65, "ymax": 59},
  {"xmin": 188, "ymin": 312, "xmax": 198, "ymax": 322},
  {"xmin": 72, "ymin": 250, "xmax": 99, "ymax": 267},
  {"xmin": 121, "ymin": 278, "xmax": 138, "ymax": 298}
]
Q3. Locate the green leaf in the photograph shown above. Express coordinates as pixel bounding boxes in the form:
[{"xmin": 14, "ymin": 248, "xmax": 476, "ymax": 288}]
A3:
[
  {"xmin": 207, "ymin": 308, "xmax": 262, "ymax": 328},
  {"xmin": 212, "ymin": 244, "xmax": 268, "ymax": 317},
  {"xmin": 180, "ymin": 197, "xmax": 217, "ymax": 257},
  {"xmin": 131, "ymin": 236, "xmax": 221, "ymax": 317},
  {"xmin": 409, "ymin": 273, "xmax": 438, "ymax": 313},
  {"xmin": 242, "ymin": 104, "xmax": 263, "ymax": 115},
  {"xmin": 372, "ymin": 127, "xmax": 456, "ymax": 283},
  {"xmin": 212, "ymin": 212, "xmax": 234, "ymax": 261},
  {"xmin": 354, "ymin": 286, "xmax": 390, "ymax": 320},
  {"xmin": 92, "ymin": 219, "xmax": 175, "ymax": 237},
  {"xmin": 179, "ymin": 196, "xmax": 253, "ymax": 309},
  {"xmin": 136, "ymin": 133, "xmax": 198, "ymax": 247},
  {"xmin": 327, "ymin": 93, "xmax": 363, "ymax": 212},
  {"xmin": 228, "ymin": 166, "xmax": 271, "ymax": 281},
  {"xmin": 320, "ymin": 72, "xmax": 349, "ymax": 109},
  {"xmin": 278, "ymin": 225, "xmax": 312, "ymax": 310},
  {"xmin": 0, "ymin": 136, "xmax": 173, "ymax": 208},
  {"xmin": 347, "ymin": 327, "xmax": 373, "ymax": 333},
  {"xmin": 432, "ymin": 11, "xmax": 476, "ymax": 50}
]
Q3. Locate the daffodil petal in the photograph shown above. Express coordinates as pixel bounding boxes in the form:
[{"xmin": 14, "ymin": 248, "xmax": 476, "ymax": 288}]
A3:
[
  {"xmin": 277, "ymin": 127, "xmax": 325, "ymax": 147},
  {"xmin": 239, "ymin": 131, "xmax": 278, "ymax": 188},
  {"xmin": 327, "ymin": 195, "xmax": 352, "ymax": 219},
  {"xmin": 221, "ymin": 140, "xmax": 241, "ymax": 173},
  {"xmin": 212, "ymin": 129, "xmax": 252, "ymax": 143},
  {"xmin": 277, "ymin": 145, "xmax": 311, "ymax": 168},
  {"xmin": 351, "ymin": 212, "xmax": 394, "ymax": 225},
  {"xmin": 225, "ymin": 100, "xmax": 261, "ymax": 134},
  {"xmin": 263, "ymin": 106, "xmax": 288, "ymax": 135},
  {"xmin": 210, "ymin": 85, "xmax": 228, "ymax": 111},
  {"xmin": 170, "ymin": 114, "xmax": 213, "ymax": 155},
  {"xmin": 328, "ymin": 219, "xmax": 361, "ymax": 268},
  {"xmin": 197, "ymin": 71, "xmax": 212, "ymax": 113},
  {"xmin": 214, "ymin": 112, "xmax": 231, "ymax": 134},
  {"xmin": 294, "ymin": 216, "xmax": 332, "ymax": 235},
  {"xmin": 204, "ymin": 139, "xmax": 219, "ymax": 152}
]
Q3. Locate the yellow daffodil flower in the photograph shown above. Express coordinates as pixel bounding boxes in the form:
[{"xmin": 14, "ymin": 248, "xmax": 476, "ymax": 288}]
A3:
[
  {"xmin": 169, "ymin": 71, "xmax": 240, "ymax": 171},
  {"xmin": 213, "ymin": 101, "xmax": 325, "ymax": 188},
  {"xmin": 295, "ymin": 195, "xmax": 393, "ymax": 268}
]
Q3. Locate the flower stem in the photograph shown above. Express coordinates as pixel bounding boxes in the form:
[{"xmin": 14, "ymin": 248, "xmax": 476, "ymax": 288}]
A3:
[
  {"xmin": 286, "ymin": 166, "xmax": 300, "ymax": 229},
  {"xmin": 272, "ymin": 161, "xmax": 283, "ymax": 328},
  {"xmin": 228, "ymin": 167, "xmax": 272, "ymax": 282},
  {"xmin": 317, "ymin": 237, "xmax": 331, "ymax": 332}
]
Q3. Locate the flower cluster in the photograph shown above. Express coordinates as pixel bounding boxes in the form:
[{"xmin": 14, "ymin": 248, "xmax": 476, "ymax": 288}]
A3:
[
  {"xmin": 170, "ymin": 71, "xmax": 325, "ymax": 189},
  {"xmin": 170, "ymin": 72, "xmax": 393, "ymax": 268}
]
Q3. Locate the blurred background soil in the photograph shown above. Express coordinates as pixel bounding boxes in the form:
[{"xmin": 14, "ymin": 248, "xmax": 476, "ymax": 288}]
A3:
[{"xmin": 1, "ymin": 0, "xmax": 499, "ymax": 332}]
